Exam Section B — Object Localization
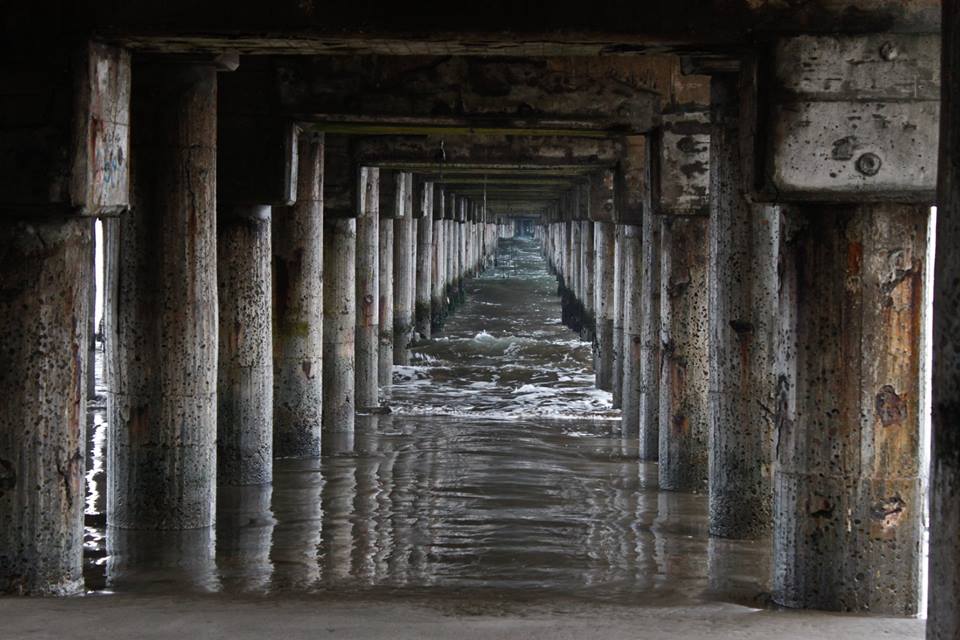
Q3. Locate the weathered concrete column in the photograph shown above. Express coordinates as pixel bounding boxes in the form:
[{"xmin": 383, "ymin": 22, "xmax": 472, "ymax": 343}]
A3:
[
  {"xmin": 621, "ymin": 224, "xmax": 643, "ymax": 447},
  {"xmin": 612, "ymin": 225, "xmax": 625, "ymax": 408},
  {"xmin": 639, "ymin": 212, "xmax": 661, "ymax": 461},
  {"xmin": 415, "ymin": 182, "xmax": 434, "ymax": 340},
  {"xmin": 272, "ymin": 133, "xmax": 324, "ymax": 458},
  {"xmin": 580, "ymin": 219, "xmax": 595, "ymax": 342},
  {"xmin": 431, "ymin": 189, "xmax": 445, "ymax": 330},
  {"xmin": 217, "ymin": 205, "xmax": 273, "ymax": 485},
  {"xmin": 355, "ymin": 167, "xmax": 380, "ymax": 409},
  {"xmin": 108, "ymin": 61, "xmax": 219, "ymax": 530},
  {"xmin": 322, "ymin": 217, "xmax": 357, "ymax": 437},
  {"xmin": 773, "ymin": 204, "xmax": 927, "ymax": 614},
  {"xmin": 0, "ymin": 218, "xmax": 92, "ymax": 594},
  {"xmin": 707, "ymin": 75, "xmax": 777, "ymax": 538},
  {"xmin": 658, "ymin": 215, "xmax": 710, "ymax": 492},
  {"xmin": 594, "ymin": 222, "xmax": 616, "ymax": 391},
  {"xmin": 394, "ymin": 173, "xmax": 415, "ymax": 364},
  {"xmin": 932, "ymin": 3, "xmax": 960, "ymax": 634},
  {"xmin": 377, "ymin": 173, "xmax": 396, "ymax": 393},
  {"xmin": 569, "ymin": 214, "xmax": 582, "ymax": 325}
]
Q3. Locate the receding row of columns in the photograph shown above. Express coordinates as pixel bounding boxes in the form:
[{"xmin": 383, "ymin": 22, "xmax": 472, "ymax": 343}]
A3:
[
  {"xmin": 0, "ymin": 58, "xmax": 502, "ymax": 595},
  {"xmin": 540, "ymin": 72, "xmax": 930, "ymax": 617}
]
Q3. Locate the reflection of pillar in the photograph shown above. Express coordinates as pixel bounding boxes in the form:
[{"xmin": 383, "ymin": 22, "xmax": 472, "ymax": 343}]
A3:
[
  {"xmin": 107, "ymin": 526, "xmax": 218, "ymax": 592},
  {"xmin": 355, "ymin": 167, "xmax": 380, "ymax": 409},
  {"xmin": 658, "ymin": 215, "xmax": 710, "ymax": 492},
  {"xmin": 620, "ymin": 224, "xmax": 643, "ymax": 447},
  {"xmin": 415, "ymin": 183, "xmax": 434, "ymax": 340},
  {"xmin": 773, "ymin": 204, "xmax": 927, "ymax": 614},
  {"xmin": 0, "ymin": 218, "xmax": 91, "ymax": 594},
  {"xmin": 394, "ymin": 173, "xmax": 415, "ymax": 365},
  {"xmin": 708, "ymin": 75, "xmax": 778, "ymax": 538},
  {"xmin": 932, "ymin": 8, "xmax": 960, "ymax": 635},
  {"xmin": 322, "ymin": 217, "xmax": 356, "ymax": 438},
  {"xmin": 269, "ymin": 459, "xmax": 323, "ymax": 591},
  {"xmin": 108, "ymin": 61, "xmax": 218, "ymax": 530},
  {"xmin": 594, "ymin": 222, "xmax": 615, "ymax": 391},
  {"xmin": 272, "ymin": 134, "xmax": 323, "ymax": 458},
  {"xmin": 217, "ymin": 205, "xmax": 273, "ymax": 486},
  {"xmin": 216, "ymin": 485, "xmax": 275, "ymax": 591}
]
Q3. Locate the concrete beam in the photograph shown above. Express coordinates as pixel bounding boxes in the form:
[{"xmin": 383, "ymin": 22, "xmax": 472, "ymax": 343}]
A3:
[
  {"xmin": 756, "ymin": 34, "xmax": 940, "ymax": 202},
  {"xmin": 72, "ymin": 2, "xmax": 940, "ymax": 54}
]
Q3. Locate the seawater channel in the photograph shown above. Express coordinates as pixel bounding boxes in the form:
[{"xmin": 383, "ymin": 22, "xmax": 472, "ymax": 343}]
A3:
[{"xmin": 82, "ymin": 236, "xmax": 769, "ymax": 607}]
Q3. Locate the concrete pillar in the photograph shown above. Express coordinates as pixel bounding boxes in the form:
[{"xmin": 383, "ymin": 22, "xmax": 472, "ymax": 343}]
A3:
[
  {"xmin": 639, "ymin": 212, "xmax": 661, "ymax": 461},
  {"xmin": 377, "ymin": 182, "xmax": 394, "ymax": 393},
  {"xmin": 931, "ymin": 3, "xmax": 960, "ymax": 633},
  {"xmin": 570, "ymin": 217, "xmax": 582, "ymax": 326},
  {"xmin": 394, "ymin": 173, "xmax": 415, "ymax": 364},
  {"xmin": 594, "ymin": 222, "xmax": 616, "ymax": 391},
  {"xmin": 445, "ymin": 219, "xmax": 456, "ymax": 308},
  {"xmin": 707, "ymin": 75, "xmax": 777, "ymax": 538},
  {"xmin": 658, "ymin": 215, "xmax": 710, "ymax": 492},
  {"xmin": 773, "ymin": 204, "xmax": 927, "ymax": 614},
  {"xmin": 621, "ymin": 224, "xmax": 643, "ymax": 450},
  {"xmin": 272, "ymin": 133, "xmax": 323, "ymax": 458},
  {"xmin": 415, "ymin": 182, "xmax": 434, "ymax": 340},
  {"xmin": 108, "ymin": 61, "xmax": 218, "ymax": 530},
  {"xmin": 431, "ymin": 197, "xmax": 445, "ymax": 331},
  {"xmin": 0, "ymin": 218, "xmax": 91, "ymax": 594},
  {"xmin": 356, "ymin": 167, "xmax": 380, "ymax": 409},
  {"xmin": 612, "ymin": 225, "xmax": 624, "ymax": 408},
  {"xmin": 581, "ymin": 220, "xmax": 595, "ymax": 341},
  {"xmin": 322, "ymin": 217, "xmax": 356, "ymax": 438},
  {"xmin": 217, "ymin": 205, "xmax": 273, "ymax": 485}
]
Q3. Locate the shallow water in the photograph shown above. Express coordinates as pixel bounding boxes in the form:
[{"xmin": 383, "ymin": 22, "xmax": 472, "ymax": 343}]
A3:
[{"xmin": 83, "ymin": 236, "xmax": 770, "ymax": 607}]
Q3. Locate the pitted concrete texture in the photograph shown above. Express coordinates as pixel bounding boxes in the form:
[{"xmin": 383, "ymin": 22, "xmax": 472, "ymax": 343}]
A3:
[{"xmin": 0, "ymin": 594, "xmax": 924, "ymax": 640}]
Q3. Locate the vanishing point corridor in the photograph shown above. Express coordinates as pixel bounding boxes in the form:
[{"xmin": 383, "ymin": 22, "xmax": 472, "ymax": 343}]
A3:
[{"xmin": 6, "ymin": 4, "xmax": 960, "ymax": 638}]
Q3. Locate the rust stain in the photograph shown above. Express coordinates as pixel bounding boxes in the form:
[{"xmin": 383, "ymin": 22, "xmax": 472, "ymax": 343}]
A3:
[
  {"xmin": 875, "ymin": 385, "xmax": 908, "ymax": 427},
  {"xmin": 871, "ymin": 495, "xmax": 906, "ymax": 538},
  {"xmin": 847, "ymin": 241, "xmax": 863, "ymax": 275}
]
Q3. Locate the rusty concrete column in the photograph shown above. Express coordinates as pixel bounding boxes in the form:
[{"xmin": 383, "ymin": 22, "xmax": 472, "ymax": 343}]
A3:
[
  {"xmin": 594, "ymin": 222, "xmax": 616, "ymax": 391},
  {"xmin": 932, "ymin": 3, "xmax": 960, "ymax": 634},
  {"xmin": 377, "ymin": 175, "xmax": 396, "ymax": 394},
  {"xmin": 658, "ymin": 215, "xmax": 710, "ymax": 492},
  {"xmin": 272, "ymin": 133, "xmax": 323, "ymax": 458},
  {"xmin": 639, "ymin": 211, "xmax": 661, "ymax": 461},
  {"xmin": 621, "ymin": 224, "xmax": 643, "ymax": 448},
  {"xmin": 217, "ymin": 204, "xmax": 273, "ymax": 486},
  {"xmin": 773, "ymin": 204, "xmax": 927, "ymax": 614},
  {"xmin": 322, "ymin": 216, "xmax": 356, "ymax": 438},
  {"xmin": 394, "ymin": 173, "xmax": 415, "ymax": 364},
  {"xmin": 108, "ymin": 61, "xmax": 218, "ymax": 530},
  {"xmin": 707, "ymin": 75, "xmax": 777, "ymax": 538},
  {"xmin": 581, "ymin": 220, "xmax": 595, "ymax": 342},
  {"xmin": 0, "ymin": 217, "xmax": 91, "ymax": 594},
  {"xmin": 612, "ymin": 225, "xmax": 625, "ymax": 408},
  {"xmin": 355, "ymin": 167, "xmax": 380, "ymax": 409},
  {"xmin": 415, "ymin": 182, "xmax": 434, "ymax": 340}
]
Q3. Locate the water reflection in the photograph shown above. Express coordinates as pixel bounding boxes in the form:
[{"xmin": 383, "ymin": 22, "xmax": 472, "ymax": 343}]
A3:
[{"xmin": 83, "ymin": 237, "xmax": 770, "ymax": 607}]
